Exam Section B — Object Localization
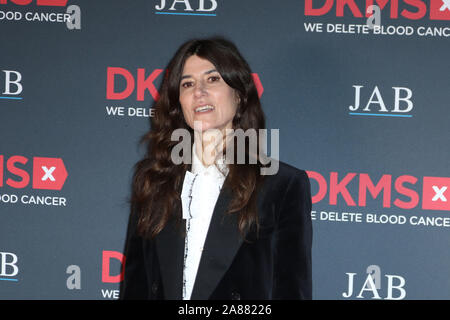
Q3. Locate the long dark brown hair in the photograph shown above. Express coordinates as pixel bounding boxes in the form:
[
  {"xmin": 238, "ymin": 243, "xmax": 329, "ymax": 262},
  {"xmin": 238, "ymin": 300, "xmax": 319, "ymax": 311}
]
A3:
[{"xmin": 130, "ymin": 37, "xmax": 267, "ymax": 238}]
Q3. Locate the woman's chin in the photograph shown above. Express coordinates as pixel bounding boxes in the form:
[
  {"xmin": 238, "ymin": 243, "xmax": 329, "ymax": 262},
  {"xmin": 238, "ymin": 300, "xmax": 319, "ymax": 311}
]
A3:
[{"xmin": 192, "ymin": 121, "xmax": 219, "ymax": 133}]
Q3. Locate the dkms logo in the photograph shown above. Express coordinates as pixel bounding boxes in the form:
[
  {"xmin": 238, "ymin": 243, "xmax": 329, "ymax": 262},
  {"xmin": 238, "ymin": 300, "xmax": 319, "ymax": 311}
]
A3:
[
  {"xmin": 0, "ymin": 0, "xmax": 68, "ymax": 5},
  {"xmin": 0, "ymin": 0, "xmax": 81, "ymax": 30},
  {"xmin": 0, "ymin": 155, "xmax": 68, "ymax": 190},
  {"xmin": 104, "ymin": 66, "xmax": 263, "ymax": 119},
  {"xmin": 106, "ymin": 67, "xmax": 264, "ymax": 102},
  {"xmin": 305, "ymin": 0, "xmax": 450, "ymax": 20},
  {"xmin": 306, "ymin": 171, "xmax": 450, "ymax": 211}
]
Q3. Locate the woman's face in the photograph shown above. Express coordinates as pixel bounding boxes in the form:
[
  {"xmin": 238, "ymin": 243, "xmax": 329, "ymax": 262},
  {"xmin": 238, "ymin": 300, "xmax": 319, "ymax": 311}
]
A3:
[{"xmin": 179, "ymin": 55, "xmax": 239, "ymax": 133}]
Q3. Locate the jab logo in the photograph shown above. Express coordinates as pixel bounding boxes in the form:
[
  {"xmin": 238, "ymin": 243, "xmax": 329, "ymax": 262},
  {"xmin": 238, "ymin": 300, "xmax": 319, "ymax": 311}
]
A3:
[
  {"xmin": 306, "ymin": 171, "xmax": 450, "ymax": 211},
  {"xmin": 106, "ymin": 67, "xmax": 264, "ymax": 101},
  {"xmin": 0, "ymin": 252, "xmax": 19, "ymax": 282},
  {"xmin": 349, "ymin": 85, "xmax": 413, "ymax": 118},
  {"xmin": 304, "ymin": 0, "xmax": 450, "ymax": 20},
  {"xmin": 0, "ymin": 155, "xmax": 68, "ymax": 190},
  {"xmin": 0, "ymin": 0, "xmax": 68, "ymax": 6},
  {"xmin": 154, "ymin": 0, "xmax": 218, "ymax": 16},
  {"xmin": 1, "ymin": 70, "xmax": 23, "ymax": 101},
  {"xmin": 343, "ymin": 265, "xmax": 406, "ymax": 300}
]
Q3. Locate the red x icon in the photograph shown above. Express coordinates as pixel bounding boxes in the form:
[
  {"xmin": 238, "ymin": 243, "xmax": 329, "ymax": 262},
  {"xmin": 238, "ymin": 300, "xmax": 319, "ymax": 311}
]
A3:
[
  {"xmin": 422, "ymin": 177, "xmax": 450, "ymax": 211},
  {"xmin": 430, "ymin": 0, "xmax": 450, "ymax": 20},
  {"xmin": 32, "ymin": 157, "xmax": 68, "ymax": 190}
]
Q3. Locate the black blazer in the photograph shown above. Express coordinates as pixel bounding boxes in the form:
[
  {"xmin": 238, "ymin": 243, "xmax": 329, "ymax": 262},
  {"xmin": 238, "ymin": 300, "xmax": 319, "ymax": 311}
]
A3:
[{"xmin": 119, "ymin": 160, "xmax": 312, "ymax": 300}]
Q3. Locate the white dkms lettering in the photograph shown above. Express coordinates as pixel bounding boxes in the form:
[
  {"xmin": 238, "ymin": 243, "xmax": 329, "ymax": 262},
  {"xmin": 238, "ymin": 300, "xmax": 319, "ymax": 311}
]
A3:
[
  {"xmin": 313, "ymin": 210, "xmax": 450, "ymax": 228},
  {"xmin": 105, "ymin": 106, "xmax": 155, "ymax": 118},
  {"xmin": 0, "ymin": 193, "xmax": 67, "ymax": 206}
]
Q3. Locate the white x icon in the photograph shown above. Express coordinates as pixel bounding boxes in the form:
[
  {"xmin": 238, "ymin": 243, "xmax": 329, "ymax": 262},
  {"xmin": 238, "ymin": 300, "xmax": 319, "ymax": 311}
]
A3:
[
  {"xmin": 432, "ymin": 186, "xmax": 447, "ymax": 202},
  {"xmin": 41, "ymin": 166, "xmax": 56, "ymax": 182},
  {"xmin": 441, "ymin": 0, "xmax": 450, "ymax": 11}
]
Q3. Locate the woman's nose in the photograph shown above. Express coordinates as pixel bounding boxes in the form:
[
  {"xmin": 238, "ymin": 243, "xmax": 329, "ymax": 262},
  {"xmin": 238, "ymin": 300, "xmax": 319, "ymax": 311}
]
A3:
[{"xmin": 194, "ymin": 81, "xmax": 208, "ymax": 97}]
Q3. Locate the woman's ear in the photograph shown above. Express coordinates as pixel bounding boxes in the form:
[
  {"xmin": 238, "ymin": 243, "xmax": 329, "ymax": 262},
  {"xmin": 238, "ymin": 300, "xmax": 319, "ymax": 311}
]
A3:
[{"xmin": 236, "ymin": 93, "xmax": 242, "ymax": 107}]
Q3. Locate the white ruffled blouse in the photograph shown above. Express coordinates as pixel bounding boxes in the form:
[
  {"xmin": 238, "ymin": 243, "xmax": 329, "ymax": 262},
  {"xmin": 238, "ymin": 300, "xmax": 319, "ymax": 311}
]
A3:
[{"xmin": 180, "ymin": 142, "xmax": 229, "ymax": 300}]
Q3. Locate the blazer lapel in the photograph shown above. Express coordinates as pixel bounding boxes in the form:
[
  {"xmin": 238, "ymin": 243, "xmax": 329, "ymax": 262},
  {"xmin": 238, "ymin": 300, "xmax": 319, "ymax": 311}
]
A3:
[
  {"xmin": 155, "ymin": 174, "xmax": 244, "ymax": 300},
  {"xmin": 155, "ymin": 210, "xmax": 185, "ymax": 300},
  {"xmin": 190, "ymin": 184, "xmax": 244, "ymax": 300}
]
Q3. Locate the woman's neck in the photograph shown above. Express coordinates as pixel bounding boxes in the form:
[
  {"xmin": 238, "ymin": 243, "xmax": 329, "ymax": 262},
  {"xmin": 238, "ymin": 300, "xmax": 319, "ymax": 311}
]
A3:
[{"xmin": 194, "ymin": 129, "xmax": 228, "ymax": 167}]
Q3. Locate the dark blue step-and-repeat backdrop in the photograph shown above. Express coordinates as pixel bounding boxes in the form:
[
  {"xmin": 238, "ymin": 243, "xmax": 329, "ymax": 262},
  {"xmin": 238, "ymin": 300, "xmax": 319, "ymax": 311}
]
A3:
[{"xmin": 1, "ymin": 0, "xmax": 449, "ymax": 300}]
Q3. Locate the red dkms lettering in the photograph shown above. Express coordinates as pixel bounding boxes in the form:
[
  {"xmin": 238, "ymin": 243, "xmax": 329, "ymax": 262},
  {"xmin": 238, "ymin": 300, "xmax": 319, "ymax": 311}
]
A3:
[
  {"xmin": 305, "ymin": 0, "xmax": 450, "ymax": 20},
  {"xmin": 0, "ymin": 0, "xmax": 68, "ymax": 6},
  {"xmin": 0, "ymin": 155, "xmax": 68, "ymax": 190},
  {"xmin": 307, "ymin": 171, "xmax": 450, "ymax": 211},
  {"xmin": 102, "ymin": 250, "xmax": 125, "ymax": 283},
  {"xmin": 106, "ymin": 67, "xmax": 264, "ymax": 101}
]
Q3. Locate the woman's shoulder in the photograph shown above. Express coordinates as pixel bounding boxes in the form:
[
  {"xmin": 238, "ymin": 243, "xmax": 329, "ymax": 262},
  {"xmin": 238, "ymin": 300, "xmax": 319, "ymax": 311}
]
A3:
[
  {"xmin": 279, "ymin": 160, "xmax": 307, "ymax": 177},
  {"xmin": 256, "ymin": 160, "xmax": 311, "ymax": 221},
  {"xmin": 259, "ymin": 159, "xmax": 310, "ymax": 193},
  {"xmin": 264, "ymin": 159, "xmax": 308, "ymax": 181}
]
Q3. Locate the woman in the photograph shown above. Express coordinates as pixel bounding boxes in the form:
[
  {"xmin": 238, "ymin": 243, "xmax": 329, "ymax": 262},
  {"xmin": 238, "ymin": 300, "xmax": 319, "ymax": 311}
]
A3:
[{"xmin": 119, "ymin": 37, "xmax": 312, "ymax": 300}]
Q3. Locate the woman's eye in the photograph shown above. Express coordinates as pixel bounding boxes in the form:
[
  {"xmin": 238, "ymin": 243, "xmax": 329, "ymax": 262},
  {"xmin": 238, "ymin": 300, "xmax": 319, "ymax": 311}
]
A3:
[
  {"xmin": 181, "ymin": 82, "xmax": 193, "ymax": 88},
  {"xmin": 208, "ymin": 76, "xmax": 220, "ymax": 82}
]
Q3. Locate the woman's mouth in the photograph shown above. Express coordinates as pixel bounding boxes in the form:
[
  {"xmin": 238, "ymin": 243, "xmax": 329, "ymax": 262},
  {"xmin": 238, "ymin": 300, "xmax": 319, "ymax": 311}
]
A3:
[{"xmin": 195, "ymin": 105, "xmax": 215, "ymax": 113}]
